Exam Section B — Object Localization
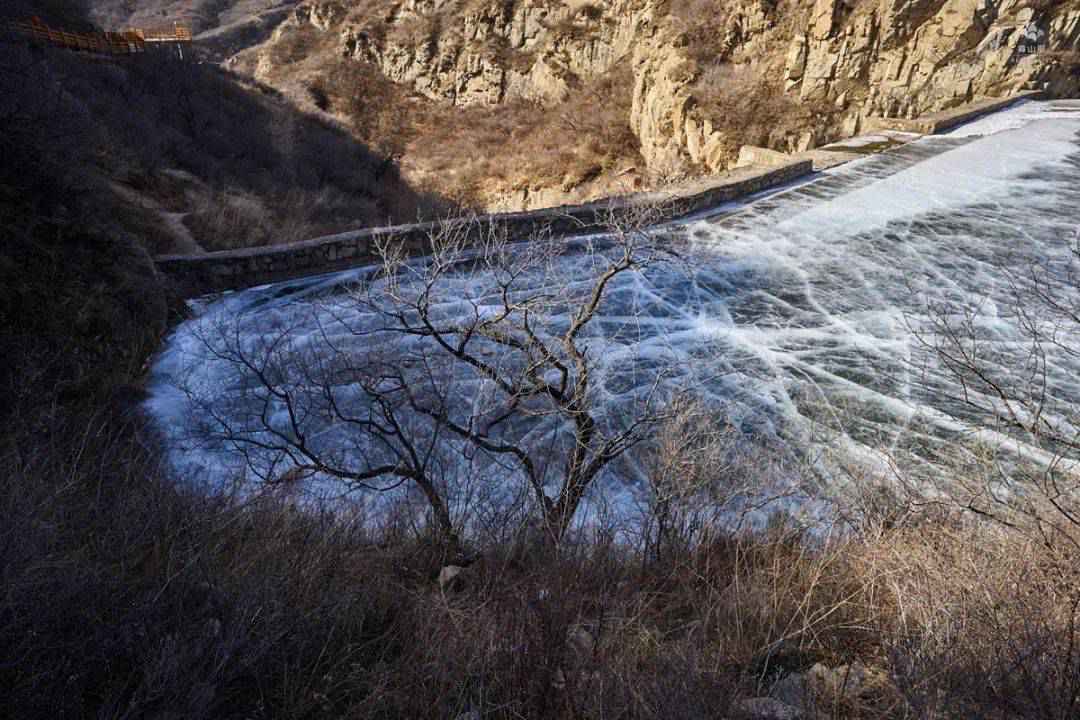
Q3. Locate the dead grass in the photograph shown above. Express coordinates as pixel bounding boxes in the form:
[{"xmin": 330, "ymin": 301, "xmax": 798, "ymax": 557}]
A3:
[
  {"xmin": 865, "ymin": 523, "xmax": 1080, "ymax": 718},
  {"xmin": 394, "ymin": 63, "xmax": 640, "ymax": 207},
  {"xmin": 690, "ymin": 61, "xmax": 842, "ymax": 157},
  {"xmin": 7, "ymin": 356, "xmax": 1080, "ymax": 720},
  {"xmin": 287, "ymin": 37, "xmax": 641, "ymax": 209}
]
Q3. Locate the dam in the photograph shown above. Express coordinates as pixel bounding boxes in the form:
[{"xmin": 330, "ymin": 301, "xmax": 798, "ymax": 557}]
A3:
[{"xmin": 147, "ymin": 99, "xmax": 1080, "ymax": 521}]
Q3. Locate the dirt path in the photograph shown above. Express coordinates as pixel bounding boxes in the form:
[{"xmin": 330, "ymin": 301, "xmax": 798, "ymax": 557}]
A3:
[
  {"xmin": 108, "ymin": 180, "xmax": 206, "ymax": 255},
  {"xmin": 161, "ymin": 211, "xmax": 203, "ymax": 254}
]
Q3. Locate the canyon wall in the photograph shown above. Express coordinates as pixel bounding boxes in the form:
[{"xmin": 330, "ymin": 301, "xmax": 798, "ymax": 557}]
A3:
[
  {"xmin": 628, "ymin": 0, "xmax": 1080, "ymax": 176},
  {"xmin": 236, "ymin": 0, "xmax": 1080, "ymax": 206}
]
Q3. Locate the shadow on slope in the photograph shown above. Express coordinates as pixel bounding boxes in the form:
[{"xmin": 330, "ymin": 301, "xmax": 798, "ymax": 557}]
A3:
[
  {"xmin": 0, "ymin": 31, "xmax": 448, "ymax": 256},
  {"xmin": 0, "ymin": 23, "xmax": 449, "ymax": 426},
  {"xmin": 1, "ymin": 0, "xmax": 93, "ymax": 27}
]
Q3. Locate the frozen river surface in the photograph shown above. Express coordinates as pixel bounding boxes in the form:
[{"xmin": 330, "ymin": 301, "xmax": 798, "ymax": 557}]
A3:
[{"xmin": 149, "ymin": 101, "xmax": 1080, "ymax": 516}]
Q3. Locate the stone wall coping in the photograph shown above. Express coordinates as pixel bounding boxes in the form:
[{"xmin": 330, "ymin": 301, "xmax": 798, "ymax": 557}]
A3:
[
  {"xmin": 154, "ymin": 159, "xmax": 813, "ymax": 283},
  {"xmin": 154, "ymin": 160, "xmax": 811, "ymax": 266},
  {"xmin": 865, "ymin": 90, "xmax": 1044, "ymax": 134},
  {"xmin": 155, "ymin": 158, "xmax": 813, "ymax": 295}
]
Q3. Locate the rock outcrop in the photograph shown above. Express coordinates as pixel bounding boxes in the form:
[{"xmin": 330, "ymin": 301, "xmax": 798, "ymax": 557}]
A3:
[
  {"xmin": 790, "ymin": 0, "xmax": 1080, "ymax": 126},
  {"xmin": 629, "ymin": 28, "xmax": 731, "ymax": 175},
  {"xmin": 236, "ymin": 0, "xmax": 1080, "ymax": 207},
  {"xmin": 293, "ymin": 0, "xmax": 658, "ymax": 106},
  {"xmin": 644, "ymin": 0, "xmax": 1080, "ymax": 174}
]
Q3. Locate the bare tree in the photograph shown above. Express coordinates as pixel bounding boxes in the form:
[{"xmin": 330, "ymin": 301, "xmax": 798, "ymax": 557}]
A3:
[
  {"xmin": 181, "ymin": 207, "xmax": 685, "ymax": 551},
  {"xmin": 639, "ymin": 398, "xmax": 804, "ymax": 564},
  {"xmin": 903, "ymin": 231, "xmax": 1080, "ymax": 550}
]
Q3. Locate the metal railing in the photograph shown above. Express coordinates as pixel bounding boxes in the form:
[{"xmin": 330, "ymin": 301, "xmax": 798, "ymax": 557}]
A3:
[{"xmin": 2, "ymin": 17, "xmax": 192, "ymax": 57}]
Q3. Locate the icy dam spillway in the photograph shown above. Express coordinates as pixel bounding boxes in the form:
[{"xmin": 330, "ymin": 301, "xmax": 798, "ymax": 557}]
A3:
[{"xmin": 147, "ymin": 100, "xmax": 1080, "ymax": 508}]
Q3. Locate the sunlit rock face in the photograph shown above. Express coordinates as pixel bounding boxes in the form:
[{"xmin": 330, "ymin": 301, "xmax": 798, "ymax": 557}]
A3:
[
  {"xmin": 228, "ymin": 0, "xmax": 1079, "ymax": 211},
  {"xmin": 148, "ymin": 101, "xmax": 1080, "ymax": 517},
  {"xmin": 313, "ymin": 0, "xmax": 659, "ymax": 107},
  {"xmin": 263, "ymin": 0, "xmax": 1080, "ymax": 178}
]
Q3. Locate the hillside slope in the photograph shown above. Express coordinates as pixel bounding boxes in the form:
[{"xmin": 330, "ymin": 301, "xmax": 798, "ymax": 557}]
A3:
[
  {"xmin": 0, "ymin": 39, "xmax": 443, "ymax": 255},
  {"xmin": 85, "ymin": 0, "xmax": 305, "ymax": 60},
  {"xmin": 0, "ymin": 24, "xmax": 444, "ymax": 424}
]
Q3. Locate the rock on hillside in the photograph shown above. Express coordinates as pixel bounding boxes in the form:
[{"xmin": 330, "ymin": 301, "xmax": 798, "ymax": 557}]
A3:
[{"xmin": 791, "ymin": 0, "xmax": 1080, "ymax": 123}]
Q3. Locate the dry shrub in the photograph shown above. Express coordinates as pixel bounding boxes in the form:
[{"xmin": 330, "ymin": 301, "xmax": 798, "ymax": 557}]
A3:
[
  {"xmin": 387, "ymin": 10, "xmax": 442, "ymax": 47},
  {"xmin": 0, "ymin": 409, "xmax": 406, "ymax": 719},
  {"xmin": 309, "ymin": 56, "xmax": 421, "ymax": 158},
  {"xmin": 183, "ymin": 179, "xmax": 405, "ymax": 251},
  {"xmin": 264, "ymin": 22, "xmax": 325, "ymax": 68},
  {"xmin": 314, "ymin": 54, "xmax": 641, "ymax": 208},
  {"xmin": 351, "ymin": 520, "xmax": 892, "ymax": 718},
  {"xmin": 8, "ymin": 385, "xmax": 1080, "ymax": 718},
  {"xmin": 355, "ymin": 540, "xmax": 744, "ymax": 718},
  {"xmin": 1041, "ymin": 48, "xmax": 1080, "ymax": 75},
  {"xmin": 690, "ymin": 60, "xmax": 837, "ymax": 156},
  {"xmin": 415, "ymin": 63, "xmax": 642, "ymax": 206},
  {"xmin": 659, "ymin": 528, "xmax": 880, "ymax": 676},
  {"xmin": 668, "ymin": 0, "xmax": 742, "ymax": 65},
  {"xmin": 185, "ymin": 186, "xmax": 275, "ymax": 249},
  {"xmin": 868, "ymin": 523, "xmax": 1080, "ymax": 719}
]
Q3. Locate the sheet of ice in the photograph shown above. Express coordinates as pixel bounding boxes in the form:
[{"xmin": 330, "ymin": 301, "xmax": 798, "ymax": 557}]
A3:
[
  {"xmin": 944, "ymin": 98, "xmax": 1080, "ymax": 137},
  {"xmin": 785, "ymin": 116, "xmax": 1076, "ymax": 234},
  {"xmin": 147, "ymin": 101, "xmax": 1080, "ymax": 526}
]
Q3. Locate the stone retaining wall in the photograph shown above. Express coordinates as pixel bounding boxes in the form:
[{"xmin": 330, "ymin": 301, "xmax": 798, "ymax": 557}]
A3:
[
  {"xmin": 736, "ymin": 145, "xmax": 793, "ymax": 169},
  {"xmin": 156, "ymin": 159, "xmax": 814, "ymax": 297},
  {"xmin": 156, "ymin": 90, "xmax": 1047, "ymax": 297},
  {"xmin": 865, "ymin": 90, "xmax": 1043, "ymax": 134}
]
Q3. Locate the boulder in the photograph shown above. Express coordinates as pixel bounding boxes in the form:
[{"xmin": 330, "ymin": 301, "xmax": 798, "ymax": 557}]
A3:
[
  {"xmin": 769, "ymin": 661, "xmax": 867, "ymax": 708},
  {"xmin": 736, "ymin": 145, "xmax": 791, "ymax": 168},
  {"xmin": 735, "ymin": 697, "xmax": 803, "ymax": 720},
  {"xmin": 784, "ymin": 34, "xmax": 809, "ymax": 87},
  {"xmin": 438, "ymin": 564, "xmax": 467, "ymax": 591},
  {"xmin": 810, "ymin": 0, "xmax": 839, "ymax": 40}
]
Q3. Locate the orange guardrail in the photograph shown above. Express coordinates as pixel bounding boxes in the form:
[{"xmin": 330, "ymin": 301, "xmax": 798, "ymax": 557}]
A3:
[
  {"xmin": 133, "ymin": 24, "xmax": 193, "ymax": 43},
  {"xmin": 3, "ymin": 17, "xmax": 192, "ymax": 56}
]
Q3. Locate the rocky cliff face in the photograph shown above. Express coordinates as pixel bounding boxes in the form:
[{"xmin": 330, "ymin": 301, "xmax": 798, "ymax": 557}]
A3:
[
  {"xmin": 629, "ymin": 0, "xmax": 1080, "ymax": 177},
  {"xmin": 280, "ymin": 0, "xmax": 657, "ymax": 106},
  {"xmin": 791, "ymin": 0, "xmax": 1080, "ymax": 123},
  {"xmin": 236, "ymin": 0, "xmax": 1080, "ymax": 208}
]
